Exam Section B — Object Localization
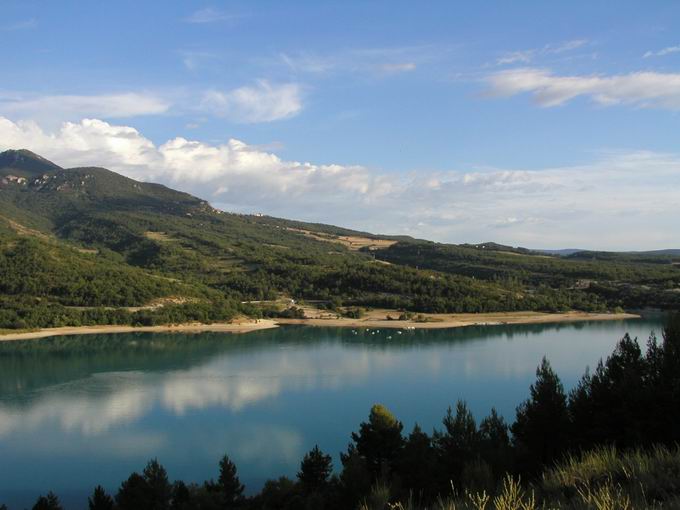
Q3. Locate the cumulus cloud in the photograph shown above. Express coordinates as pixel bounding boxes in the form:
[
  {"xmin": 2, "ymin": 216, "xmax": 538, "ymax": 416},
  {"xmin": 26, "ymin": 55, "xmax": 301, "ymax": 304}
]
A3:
[
  {"xmin": 201, "ymin": 81, "xmax": 303, "ymax": 123},
  {"xmin": 643, "ymin": 45, "xmax": 680, "ymax": 58},
  {"xmin": 0, "ymin": 116, "xmax": 679, "ymax": 250},
  {"xmin": 487, "ymin": 68, "xmax": 680, "ymax": 109},
  {"xmin": 0, "ymin": 92, "xmax": 170, "ymax": 123}
]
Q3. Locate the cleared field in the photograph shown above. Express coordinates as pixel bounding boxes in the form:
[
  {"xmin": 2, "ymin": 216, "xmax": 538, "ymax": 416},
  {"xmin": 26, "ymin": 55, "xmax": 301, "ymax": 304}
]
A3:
[
  {"xmin": 144, "ymin": 231, "xmax": 176, "ymax": 242},
  {"xmin": 286, "ymin": 227, "xmax": 397, "ymax": 251}
]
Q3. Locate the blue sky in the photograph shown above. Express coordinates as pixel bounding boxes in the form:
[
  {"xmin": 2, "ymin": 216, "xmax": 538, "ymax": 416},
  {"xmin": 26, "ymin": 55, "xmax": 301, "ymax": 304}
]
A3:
[{"xmin": 2, "ymin": 1, "xmax": 680, "ymax": 249}]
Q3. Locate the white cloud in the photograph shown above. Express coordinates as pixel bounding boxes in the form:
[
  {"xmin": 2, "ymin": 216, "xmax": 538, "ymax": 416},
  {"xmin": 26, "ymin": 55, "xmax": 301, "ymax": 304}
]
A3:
[
  {"xmin": 643, "ymin": 45, "xmax": 680, "ymax": 58},
  {"xmin": 278, "ymin": 45, "xmax": 444, "ymax": 77},
  {"xmin": 185, "ymin": 7, "xmax": 233, "ymax": 24},
  {"xmin": 496, "ymin": 39, "xmax": 588, "ymax": 66},
  {"xmin": 0, "ymin": 84, "xmax": 302, "ymax": 125},
  {"xmin": 201, "ymin": 80, "xmax": 303, "ymax": 123},
  {"xmin": 487, "ymin": 68, "xmax": 680, "ymax": 109},
  {"xmin": 547, "ymin": 39, "xmax": 589, "ymax": 54},
  {"xmin": 0, "ymin": 92, "xmax": 170, "ymax": 123},
  {"xmin": 379, "ymin": 62, "xmax": 417, "ymax": 73},
  {"xmin": 0, "ymin": 116, "xmax": 679, "ymax": 250},
  {"xmin": 497, "ymin": 51, "xmax": 533, "ymax": 65}
]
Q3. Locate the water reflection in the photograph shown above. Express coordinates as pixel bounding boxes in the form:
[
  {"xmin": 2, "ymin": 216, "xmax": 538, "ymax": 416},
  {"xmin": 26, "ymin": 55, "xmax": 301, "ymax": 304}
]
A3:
[{"xmin": 0, "ymin": 317, "xmax": 664, "ymax": 509}]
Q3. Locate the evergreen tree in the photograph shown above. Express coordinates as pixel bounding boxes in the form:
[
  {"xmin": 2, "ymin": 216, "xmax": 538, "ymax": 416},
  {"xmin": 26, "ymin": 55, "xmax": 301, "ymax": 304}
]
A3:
[
  {"xmin": 205, "ymin": 454, "xmax": 245, "ymax": 508},
  {"xmin": 258, "ymin": 477, "xmax": 299, "ymax": 510},
  {"xmin": 512, "ymin": 357, "xmax": 569, "ymax": 472},
  {"xmin": 88, "ymin": 485, "xmax": 114, "ymax": 510},
  {"xmin": 571, "ymin": 335, "xmax": 649, "ymax": 448},
  {"xmin": 170, "ymin": 481, "xmax": 193, "ymax": 510},
  {"xmin": 31, "ymin": 492, "xmax": 63, "ymax": 510},
  {"xmin": 339, "ymin": 445, "xmax": 372, "ymax": 509},
  {"xmin": 435, "ymin": 400, "xmax": 480, "ymax": 488},
  {"xmin": 350, "ymin": 404, "xmax": 404, "ymax": 478},
  {"xmin": 116, "ymin": 472, "xmax": 151, "ymax": 510},
  {"xmin": 395, "ymin": 423, "xmax": 439, "ymax": 500},
  {"xmin": 479, "ymin": 407, "xmax": 512, "ymax": 477},
  {"xmin": 142, "ymin": 459, "xmax": 173, "ymax": 510},
  {"xmin": 650, "ymin": 315, "xmax": 680, "ymax": 444},
  {"xmin": 297, "ymin": 445, "xmax": 333, "ymax": 493}
]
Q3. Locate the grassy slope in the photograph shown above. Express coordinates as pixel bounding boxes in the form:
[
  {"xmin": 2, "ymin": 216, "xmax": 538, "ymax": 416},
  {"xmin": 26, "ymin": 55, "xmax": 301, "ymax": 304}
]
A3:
[{"xmin": 369, "ymin": 446, "xmax": 680, "ymax": 509}]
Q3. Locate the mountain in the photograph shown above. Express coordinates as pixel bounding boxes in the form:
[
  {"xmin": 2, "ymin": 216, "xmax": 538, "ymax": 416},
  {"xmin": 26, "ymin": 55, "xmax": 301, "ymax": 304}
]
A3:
[
  {"xmin": 0, "ymin": 149, "xmax": 678, "ymax": 330},
  {"xmin": 0, "ymin": 149, "xmax": 61, "ymax": 179}
]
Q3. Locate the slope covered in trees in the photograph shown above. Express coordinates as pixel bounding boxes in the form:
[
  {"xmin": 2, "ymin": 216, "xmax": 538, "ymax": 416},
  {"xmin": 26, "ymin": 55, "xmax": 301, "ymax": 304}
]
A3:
[{"xmin": 0, "ymin": 149, "xmax": 678, "ymax": 330}]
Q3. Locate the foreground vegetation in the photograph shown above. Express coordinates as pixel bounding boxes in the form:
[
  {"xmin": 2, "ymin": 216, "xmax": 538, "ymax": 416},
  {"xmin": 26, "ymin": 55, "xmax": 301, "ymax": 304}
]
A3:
[
  {"xmin": 8, "ymin": 316, "xmax": 679, "ymax": 510},
  {"xmin": 1, "ymin": 149, "xmax": 679, "ymax": 330}
]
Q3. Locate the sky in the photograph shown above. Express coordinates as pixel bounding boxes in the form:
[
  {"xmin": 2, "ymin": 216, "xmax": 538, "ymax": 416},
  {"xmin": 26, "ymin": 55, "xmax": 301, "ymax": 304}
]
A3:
[{"xmin": 1, "ymin": 0, "xmax": 679, "ymax": 250}]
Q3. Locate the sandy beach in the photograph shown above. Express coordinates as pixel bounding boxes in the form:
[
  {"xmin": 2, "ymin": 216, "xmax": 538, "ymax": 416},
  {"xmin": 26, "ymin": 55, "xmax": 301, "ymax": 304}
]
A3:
[
  {"xmin": 0, "ymin": 310, "xmax": 640, "ymax": 342},
  {"xmin": 0, "ymin": 319, "xmax": 280, "ymax": 342},
  {"xmin": 276, "ymin": 310, "xmax": 640, "ymax": 329}
]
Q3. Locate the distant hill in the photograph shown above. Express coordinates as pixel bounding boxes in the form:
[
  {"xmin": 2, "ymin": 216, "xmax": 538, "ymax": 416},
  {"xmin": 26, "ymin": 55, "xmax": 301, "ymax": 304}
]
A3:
[
  {"xmin": 0, "ymin": 148, "xmax": 678, "ymax": 330},
  {"xmin": 538, "ymin": 248, "xmax": 680, "ymax": 258},
  {"xmin": 462, "ymin": 242, "xmax": 536, "ymax": 255},
  {"xmin": 537, "ymin": 248, "xmax": 586, "ymax": 257}
]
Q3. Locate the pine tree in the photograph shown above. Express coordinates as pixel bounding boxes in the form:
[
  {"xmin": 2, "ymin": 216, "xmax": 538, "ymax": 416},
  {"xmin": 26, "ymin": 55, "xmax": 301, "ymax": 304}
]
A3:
[
  {"xmin": 205, "ymin": 454, "xmax": 245, "ymax": 508},
  {"xmin": 143, "ymin": 459, "xmax": 172, "ymax": 510},
  {"xmin": 297, "ymin": 445, "xmax": 333, "ymax": 493},
  {"xmin": 116, "ymin": 472, "xmax": 151, "ymax": 510},
  {"xmin": 31, "ymin": 492, "xmax": 63, "ymax": 510},
  {"xmin": 512, "ymin": 357, "xmax": 569, "ymax": 472},
  {"xmin": 435, "ymin": 400, "xmax": 480, "ymax": 486},
  {"xmin": 351, "ymin": 404, "xmax": 404, "ymax": 478},
  {"xmin": 88, "ymin": 485, "xmax": 114, "ymax": 510}
]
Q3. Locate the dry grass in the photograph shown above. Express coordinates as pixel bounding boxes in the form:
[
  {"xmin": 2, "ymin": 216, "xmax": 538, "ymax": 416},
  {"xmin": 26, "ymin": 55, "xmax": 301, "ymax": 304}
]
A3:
[
  {"xmin": 1, "ymin": 216, "xmax": 51, "ymax": 240},
  {"xmin": 286, "ymin": 227, "xmax": 397, "ymax": 251},
  {"xmin": 359, "ymin": 447, "xmax": 680, "ymax": 510},
  {"xmin": 144, "ymin": 231, "xmax": 176, "ymax": 242}
]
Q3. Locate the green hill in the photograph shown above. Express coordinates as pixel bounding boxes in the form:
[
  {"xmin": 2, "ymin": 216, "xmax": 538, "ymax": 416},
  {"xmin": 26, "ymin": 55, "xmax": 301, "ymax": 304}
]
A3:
[{"xmin": 0, "ymin": 149, "xmax": 678, "ymax": 330}]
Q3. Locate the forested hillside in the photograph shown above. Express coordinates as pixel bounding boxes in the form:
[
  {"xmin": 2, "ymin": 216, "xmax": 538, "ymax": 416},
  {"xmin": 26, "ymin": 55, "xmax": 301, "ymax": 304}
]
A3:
[{"xmin": 0, "ymin": 149, "xmax": 678, "ymax": 330}]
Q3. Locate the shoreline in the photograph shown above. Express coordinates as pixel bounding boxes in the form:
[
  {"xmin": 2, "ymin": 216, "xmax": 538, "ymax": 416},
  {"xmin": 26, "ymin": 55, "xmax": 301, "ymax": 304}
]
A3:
[
  {"xmin": 0, "ymin": 311, "xmax": 640, "ymax": 342},
  {"xmin": 0, "ymin": 319, "xmax": 280, "ymax": 342},
  {"xmin": 276, "ymin": 310, "xmax": 640, "ymax": 329}
]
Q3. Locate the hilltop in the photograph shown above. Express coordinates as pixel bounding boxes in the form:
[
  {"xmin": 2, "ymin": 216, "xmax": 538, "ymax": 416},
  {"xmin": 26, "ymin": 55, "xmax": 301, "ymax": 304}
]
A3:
[{"xmin": 0, "ymin": 149, "xmax": 678, "ymax": 331}]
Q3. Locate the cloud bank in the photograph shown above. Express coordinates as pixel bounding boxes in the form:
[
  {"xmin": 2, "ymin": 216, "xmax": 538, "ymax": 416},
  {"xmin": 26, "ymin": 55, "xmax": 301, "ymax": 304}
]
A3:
[
  {"xmin": 487, "ymin": 68, "xmax": 680, "ymax": 109},
  {"xmin": 1, "ymin": 116, "xmax": 678, "ymax": 250}
]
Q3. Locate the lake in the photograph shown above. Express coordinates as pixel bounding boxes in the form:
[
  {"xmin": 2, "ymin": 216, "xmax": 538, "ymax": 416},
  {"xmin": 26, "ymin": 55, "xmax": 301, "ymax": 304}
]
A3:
[{"xmin": 0, "ymin": 315, "xmax": 666, "ymax": 509}]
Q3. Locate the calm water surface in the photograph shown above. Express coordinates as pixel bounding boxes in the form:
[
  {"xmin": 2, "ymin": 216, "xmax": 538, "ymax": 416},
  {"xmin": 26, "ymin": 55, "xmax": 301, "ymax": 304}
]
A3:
[{"xmin": 0, "ymin": 316, "xmax": 665, "ymax": 508}]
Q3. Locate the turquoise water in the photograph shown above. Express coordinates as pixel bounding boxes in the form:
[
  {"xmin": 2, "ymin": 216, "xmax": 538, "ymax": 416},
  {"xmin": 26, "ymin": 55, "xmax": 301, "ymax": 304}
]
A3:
[{"xmin": 0, "ymin": 316, "xmax": 665, "ymax": 508}]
